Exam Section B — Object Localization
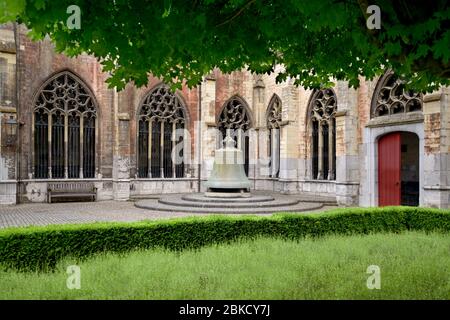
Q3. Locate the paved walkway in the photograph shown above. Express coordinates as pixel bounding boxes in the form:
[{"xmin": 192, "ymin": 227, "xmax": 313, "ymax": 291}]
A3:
[{"xmin": 0, "ymin": 194, "xmax": 337, "ymax": 229}]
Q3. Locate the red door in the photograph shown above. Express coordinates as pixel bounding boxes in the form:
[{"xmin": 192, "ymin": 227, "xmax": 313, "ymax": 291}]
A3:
[{"xmin": 378, "ymin": 132, "xmax": 401, "ymax": 206}]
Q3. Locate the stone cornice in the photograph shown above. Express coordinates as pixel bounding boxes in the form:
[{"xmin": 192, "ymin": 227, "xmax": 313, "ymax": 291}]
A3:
[
  {"xmin": 335, "ymin": 110, "xmax": 348, "ymax": 117},
  {"xmin": 118, "ymin": 113, "xmax": 130, "ymax": 120},
  {"xmin": 0, "ymin": 106, "xmax": 16, "ymax": 113},
  {"xmin": 365, "ymin": 112, "xmax": 424, "ymax": 128},
  {"xmin": 423, "ymin": 185, "xmax": 450, "ymax": 191},
  {"xmin": 423, "ymin": 93, "xmax": 442, "ymax": 103},
  {"xmin": 0, "ymin": 41, "xmax": 16, "ymax": 53}
]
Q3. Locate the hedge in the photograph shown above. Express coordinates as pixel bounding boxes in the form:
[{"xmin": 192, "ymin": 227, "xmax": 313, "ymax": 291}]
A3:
[{"xmin": 0, "ymin": 206, "xmax": 449, "ymax": 272}]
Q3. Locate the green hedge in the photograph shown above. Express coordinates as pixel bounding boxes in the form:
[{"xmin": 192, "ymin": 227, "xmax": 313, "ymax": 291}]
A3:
[{"xmin": 0, "ymin": 206, "xmax": 449, "ymax": 272}]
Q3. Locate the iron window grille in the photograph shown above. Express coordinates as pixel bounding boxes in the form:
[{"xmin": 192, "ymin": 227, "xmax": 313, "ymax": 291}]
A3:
[
  {"xmin": 308, "ymin": 89, "xmax": 337, "ymax": 180},
  {"xmin": 137, "ymin": 85, "xmax": 186, "ymax": 178},
  {"xmin": 33, "ymin": 71, "xmax": 97, "ymax": 179}
]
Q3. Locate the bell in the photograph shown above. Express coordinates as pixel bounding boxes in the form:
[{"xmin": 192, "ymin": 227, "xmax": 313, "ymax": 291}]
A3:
[{"xmin": 205, "ymin": 132, "xmax": 251, "ymax": 194}]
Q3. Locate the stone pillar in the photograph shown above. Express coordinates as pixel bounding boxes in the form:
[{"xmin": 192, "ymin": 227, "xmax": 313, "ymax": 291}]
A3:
[
  {"xmin": 112, "ymin": 89, "xmax": 130, "ymax": 200},
  {"xmin": 199, "ymin": 74, "xmax": 217, "ymax": 191},
  {"xmin": 252, "ymin": 76, "xmax": 265, "ymax": 188},
  {"xmin": 271, "ymin": 128, "xmax": 280, "ymax": 177},
  {"xmin": 335, "ymin": 82, "xmax": 360, "ymax": 206},
  {"xmin": 147, "ymin": 121, "xmax": 152, "ymax": 178},
  {"xmin": 423, "ymin": 89, "xmax": 450, "ymax": 208},
  {"xmin": 0, "ymin": 112, "xmax": 17, "ymax": 204},
  {"xmin": 297, "ymin": 88, "xmax": 312, "ymax": 182},
  {"xmin": 159, "ymin": 121, "xmax": 165, "ymax": 178},
  {"xmin": 278, "ymin": 83, "xmax": 300, "ymax": 193},
  {"xmin": 0, "ymin": 35, "xmax": 18, "ymax": 204},
  {"xmin": 328, "ymin": 120, "xmax": 335, "ymax": 180},
  {"xmin": 317, "ymin": 122, "xmax": 324, "ymax": 179}
]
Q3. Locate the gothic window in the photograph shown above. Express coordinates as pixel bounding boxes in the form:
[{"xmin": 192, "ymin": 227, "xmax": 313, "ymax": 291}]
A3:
[
  {"xmin": 137, "ymin": 85, "xmax": 186, "ymax": 178},
  {"xmin": 33, "ymin": 71, "xmax": 97, "ymax": 179},
  {"xmin": 309, "ymin": 89, "xmax": 337, "ymax": 180},
  {"xmin": 267, "ymin": 95, "xmax": 282, "ymax": 178},
  {"xmin": 217, "ymin": 97, "xmax": 251, "ymax": 176},
  {"xmin": 372, "ymin": 71, "xmax": 423, "ymax": 118}
]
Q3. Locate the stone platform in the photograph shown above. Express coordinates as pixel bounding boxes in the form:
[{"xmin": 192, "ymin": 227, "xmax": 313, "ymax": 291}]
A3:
[
  {"xmin": 135, "ymin": 191, "xmax": 330, "ymax": 214},
  {"xmin": 182, "ymin": 194, "xmax": 275, "ymax": 203}
]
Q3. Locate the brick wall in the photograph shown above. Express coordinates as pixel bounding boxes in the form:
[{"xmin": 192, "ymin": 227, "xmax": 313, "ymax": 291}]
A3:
[
  {"xmin": 2, "ymin": 23, "xmax": 448, "ymax": 206},
  {"xmin": 16, "ymin": 24, "xmax": 113, "ymax": 179}
]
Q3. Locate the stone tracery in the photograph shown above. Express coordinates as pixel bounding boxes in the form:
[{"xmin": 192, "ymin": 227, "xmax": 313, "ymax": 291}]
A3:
[
  {"xmin": 33, "ymin": 71, "xmax": 97, "ymax": 179},
  {"xmin": 217, "ymin": 97, "xmax": 251, "ymax": 175},
  {"xmin": 309, "ymin": 89, "xmax": 337, "ymax": 180},
  {"xmin": 137, "ymin": 85, "xmax": 186, "ymax": 178},
  {"xmin": 372, "ymin": 71, "xmax": 423, "ymax": 118}
]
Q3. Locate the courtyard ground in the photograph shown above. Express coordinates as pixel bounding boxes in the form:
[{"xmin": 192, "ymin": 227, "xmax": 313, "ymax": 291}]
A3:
[{"xmin": 0, "ymin": 193, "xmax": 337, "ymax": 229}]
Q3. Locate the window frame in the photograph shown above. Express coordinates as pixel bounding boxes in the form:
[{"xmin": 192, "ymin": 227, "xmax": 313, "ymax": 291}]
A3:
[
  {"xmin": 136, "ymin": 84, "xmax": 188, "ymax": 179},
  {"xmin": 31, "ymin": 70, "xmax": 99, "ymax": 180}
]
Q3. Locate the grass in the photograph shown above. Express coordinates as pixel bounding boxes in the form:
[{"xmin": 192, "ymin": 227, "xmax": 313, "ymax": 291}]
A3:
[{"xmin": 0, "ymin": 231, "xmax": 449, "ymax": 299}]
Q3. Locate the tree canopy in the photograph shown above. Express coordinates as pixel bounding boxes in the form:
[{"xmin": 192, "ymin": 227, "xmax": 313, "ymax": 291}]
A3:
[{"xmin": 1, "ymin": 0, "xmax": 449, "ymax": 92}]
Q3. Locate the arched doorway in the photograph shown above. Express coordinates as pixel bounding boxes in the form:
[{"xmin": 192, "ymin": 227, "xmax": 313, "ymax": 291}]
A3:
[{"xmin": 378, "ymin": 132, "xmax": 419, "ymax": 206}]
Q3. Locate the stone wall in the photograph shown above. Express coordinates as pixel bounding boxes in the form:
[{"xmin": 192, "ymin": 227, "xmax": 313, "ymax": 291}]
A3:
[
  {"xmin": 0, "ymin": 23, "xmax": 17, "ymax": 204},
  {"xmin": 422, "ymin": 89, "xmax": 450, "ymax": 208},
  {"xmin": 0, "ymin": 24, "xmax": 449, "ymax": 208}
]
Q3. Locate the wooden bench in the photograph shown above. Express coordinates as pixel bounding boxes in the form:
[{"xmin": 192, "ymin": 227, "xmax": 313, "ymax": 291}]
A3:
[{"xmin": 47, "ymin": 182, "xmax": 97, "ymax": 203}]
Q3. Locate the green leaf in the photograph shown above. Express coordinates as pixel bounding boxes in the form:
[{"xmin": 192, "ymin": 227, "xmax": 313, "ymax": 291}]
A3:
[
  {"xmin": 34, "ymin": 0, "xmax": 45, "ymax": 10},
  {"xmin": 162, "ymin": 0, "xmax": 172, "ymax": 18},
  {"xmin": 0, "ymin": 0, "xmax": 447, "ymax": 92},
  {"xmin": 0, "ymin": 0, "xmax": 26, "ymax": 22},
  {"xmin": 433, "ymin": 30, "xmax": 450, "ymax": 64},
  {"xmin": 415, "ymin": 44, "xmax": 430, "ymax": 59}
]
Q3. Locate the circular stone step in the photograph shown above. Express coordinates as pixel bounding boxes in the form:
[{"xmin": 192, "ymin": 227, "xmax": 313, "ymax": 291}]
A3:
[
  {"xmin": 134, "ymin": 192, "xmax": 324, "ymax": 214},
  {"xmin": 135, "ymin": 198, "xmax": 322, "ymax": 214},
  {"xmin": 181, "ymin": 194, "xmax": 275, "ymax": 203},
  {"xmin": 204, "ymin": 191, "xmax": 251, "ymax": 198},
  {"xmin": 158, "ymin": 194, "xmax": 299, "ymax": 209}
]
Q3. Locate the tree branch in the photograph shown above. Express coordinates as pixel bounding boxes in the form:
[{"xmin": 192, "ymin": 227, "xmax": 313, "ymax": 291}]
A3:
[{"xmin": 215, "ymin": 0, "xmax": 256, "ymax": 27}]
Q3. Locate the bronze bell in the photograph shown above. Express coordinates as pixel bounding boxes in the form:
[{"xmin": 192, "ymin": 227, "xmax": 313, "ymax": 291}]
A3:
[{"xmin": 205, "ymin": 132, "xmax": 251, "ymax": 194}]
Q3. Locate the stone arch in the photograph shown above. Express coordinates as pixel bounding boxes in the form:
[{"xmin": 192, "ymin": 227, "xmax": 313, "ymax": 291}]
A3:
[
  {"xmin": 216, "ymin": 95, "xmax": 254, "ymax": 129},
  {"xmin": 371, "ymin": 70, "xmax": 423, "ymax": 118},
  {"xmin": 136, "ymin": 84, "xmax": 188, "ymax": 178},
  {"xmin": 217, "ymin": 95, "xmax": 253, "ymax": 175},
  {"xmin": 31, "ymin": 70, "xmax": 99, "ymax": 179},
  {"xmin": 266, "ymin": 94, "xmax": 282, "ymax": 129},
  {"xmin": 305, "ymin": 88, "xmax": 337, "ymax": 180}
]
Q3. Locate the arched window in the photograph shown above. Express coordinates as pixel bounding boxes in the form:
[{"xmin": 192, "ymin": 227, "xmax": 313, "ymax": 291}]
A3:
[
  {"xmin": 137, "ymin": 85, "xmax": 186, "ymax": 178},
  {"xmin": 308, "ymin": 89, "xmax": 337, "ymax": 180},
  {"xmin": 371, "ymin": 71, "xmax": 423, "ymax": 118},
  {"xmin": 267, "ymin": 95, "xmax": 282, "ymax": 178},
  {"xmin": 33, "ymin": 71, "xmax": 97, "ymax": 179},
  {"xmin": 217, "ymin": 97, "xmax": 252, "ymax": 176}
]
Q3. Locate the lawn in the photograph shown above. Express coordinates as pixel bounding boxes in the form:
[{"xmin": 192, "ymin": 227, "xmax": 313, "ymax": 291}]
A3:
[{"xmin": 0, "ymin": 231, "xmax": 449, "ymax": 299}]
